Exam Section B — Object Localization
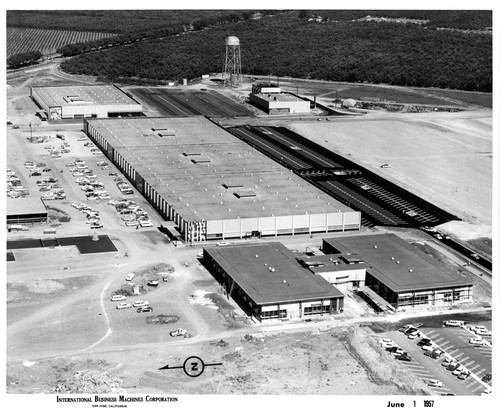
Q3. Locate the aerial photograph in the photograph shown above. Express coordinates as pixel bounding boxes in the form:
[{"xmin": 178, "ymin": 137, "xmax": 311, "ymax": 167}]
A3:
[{"xmin": 4, "ymin": 6, "xmax": 496, "ymax": 407}]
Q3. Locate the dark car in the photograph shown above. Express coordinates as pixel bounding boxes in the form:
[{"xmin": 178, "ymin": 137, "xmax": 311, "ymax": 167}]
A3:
[
  {"xmin": 481, "ymin": 374, "xmax": 492, "ymax": 383},
  {"xmin": 418, "ymin": 339, "xmax": 432, "ymax": 347},
  {"xmin": 147, "ymin": 280, "xmax": 159, "ymax": 287},
  {"xmin": 162, "ymin": 276, "xmax": 168, "ymax": 282},
  {"xmin": 31, "ymin": 171, "xmax": 42, "ymax": 176},
  {"xmin": 137, "ymin": 306, "xmax": 153, "ymax": 313},
  {"xmin": 396, "ymin": 354, "xmax": 412, "ymax": 361},
  {"xmin": 447, "ymin": 363, "xmax": 460, "ymax": 372},
  {"xmin": 42, "ymin": 168, "xmax": 51, "ymax": 172}
]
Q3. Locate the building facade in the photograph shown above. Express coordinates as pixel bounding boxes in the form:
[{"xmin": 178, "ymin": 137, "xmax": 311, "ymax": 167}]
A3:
[
  {"xmin": 84, "ymin": 116, "xmax": 360, "ymax": 241},
  {"xmin": 322, "ymin": 234, "xmax": 473, "ymax": 309},
  {"xmin": 203, "ymin": 242, "xmax": 344, "ymax": 321},
  {"xmin": 31, "ymin": 85, "xmax": 142, "ymax": 120}
]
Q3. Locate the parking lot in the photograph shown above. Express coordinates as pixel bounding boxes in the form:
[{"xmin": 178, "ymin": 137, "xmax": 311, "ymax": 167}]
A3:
[
  {"xmin": 371, "ymin": 313, "xmax": 492, "ymax": 395},
  {"xmin": 7, "ymin": 125, "xmax": 167, "ymax": 238}
]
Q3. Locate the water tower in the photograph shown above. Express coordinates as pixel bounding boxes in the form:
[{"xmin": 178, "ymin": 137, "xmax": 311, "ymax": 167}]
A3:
[{"xmin": 222, "ymin": 36, "xmax": 242, "ymax": 87}]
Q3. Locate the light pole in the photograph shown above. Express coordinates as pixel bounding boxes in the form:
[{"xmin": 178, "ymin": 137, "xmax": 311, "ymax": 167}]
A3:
[{"xmin": 29, "ymin": 122, "xmax": 32, "ymax": 143}]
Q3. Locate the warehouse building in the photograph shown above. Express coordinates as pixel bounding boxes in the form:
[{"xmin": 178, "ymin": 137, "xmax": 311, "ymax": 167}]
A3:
[
  {"xmin": 203, "ymin": 242, "xmax": 345, "ymax": 321},
  {"xmin": 250, "ymin": 84, "xmax": 310, "ymax": 114},
  {"xmin": 84, "ymin": 116, "xmax": 360, "ymax": 242},
  {"xmin": 250, "ymin": 92, "xmax": 310, "ymax": 114},
  {"xmin": 322, "ymin": 234, "xmax": 473, "ymax": 309},
  {"xmin": 6, "ymin": 197, "xmax": 48, "ymax": 225},
  {"xmin": 31, "ymin": 85, "xmax": 142, "ymax": 120}
]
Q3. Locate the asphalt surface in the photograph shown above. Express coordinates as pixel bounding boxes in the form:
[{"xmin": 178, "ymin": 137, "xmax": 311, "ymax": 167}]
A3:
[
  {"xmin": 229, "ymin": 125, "xmax": 459, "ymax": 229},
  {"xmin": 130, "ymin": 88, "xmax": 254, "ymax": 118},
  {"xmin": 369, "ymin": 310, "xmax": 492, "ymax": 396}
]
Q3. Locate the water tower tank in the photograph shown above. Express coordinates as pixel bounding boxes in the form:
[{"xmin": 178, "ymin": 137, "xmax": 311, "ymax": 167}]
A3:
[{"xmin": 226, "ymin": 36, "xmax": 240, "ymax": 46}]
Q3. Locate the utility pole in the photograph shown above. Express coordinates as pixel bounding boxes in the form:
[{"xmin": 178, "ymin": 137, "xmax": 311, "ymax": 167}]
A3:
[{"xmin": 29, "ymin": 122, "xmax": 32, "ymax": 143}]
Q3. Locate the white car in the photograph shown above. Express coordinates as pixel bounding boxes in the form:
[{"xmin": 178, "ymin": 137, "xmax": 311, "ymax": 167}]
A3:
[
  {"xmin": 111, "ymin": 295, "xmax": 126, "ymax": 302},
  {"xmin": 170, "ymin": 328, "xmax": 187, "ymax": 337},
  {"xmin": 452, "ymin": 365, "xmax": 466, "ymax": 375},
  {"xmin": 475, "ymin": 329, "xmax": 492, "ymax": 336},
  {"xmin": 471, "ymin": 325, "xmax": 488, "ymax": 333},
  {"xmin": 116, "ymin": 302, "xmax": 132, "ymax": 309},
  {"xmin": 140, "ymin": 220, "xmax": 153, "ymax": 227},
  {"xmin": 217, "ymin": 241, "xmax": 230, "ymax": 246},
  {"xmin": 443, "ymin": 320, "xmax": 464, "ymax": 327},
  {"xmin": 125, "ymin": 273, "xmax": 135, "ymax": 281},
  {"xmin": 427, "ymin": 379, "xmax": 443, "ymax": 388},
  {"xmin": 125, "ymin": 220, "xmax": 139, "ymax": 227},
  {"xmin": 469, "ymin": 337, "xmax": 486, "ymax": 346},
  {"xmin": 133, "ymin": 300, "xmax": 149, "ymax": 308},
  {"xmin": 408, "ymin": 331, "xmax": 420, "ymax": 340}
]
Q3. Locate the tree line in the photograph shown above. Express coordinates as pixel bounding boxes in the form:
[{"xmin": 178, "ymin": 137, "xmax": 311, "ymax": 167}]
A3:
[{"xmin": 59, "ymin": 12, "xmax": 492, "ymax": 93}]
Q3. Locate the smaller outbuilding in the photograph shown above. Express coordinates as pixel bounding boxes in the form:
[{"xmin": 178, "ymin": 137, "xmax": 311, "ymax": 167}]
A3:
[
  {"xmin": 250, "ymin": 83, "xmax": 310, "ymax": 114},
  {"xmin": 7, "ymin": 197, "xmax": 48, "ymax": 225}
]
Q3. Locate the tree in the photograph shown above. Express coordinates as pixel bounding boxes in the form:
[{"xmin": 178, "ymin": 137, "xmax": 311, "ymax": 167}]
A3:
[{"xmin": 7, "ymin": 51, "xmax": 42, "ymax": 69}]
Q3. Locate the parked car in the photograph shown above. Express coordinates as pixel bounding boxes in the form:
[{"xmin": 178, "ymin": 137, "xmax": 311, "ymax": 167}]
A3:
[
  {"xmin": 444, "ymin": 320, "xmax": 465, "ymax": 327},
  {"xmin": 125, "ymin": 273, "xmax": 135, "ymax": 281},
  {"xmin": 31, "ymin": 171, "xmax": 42, "ymax": 176},
  {"xmin": 170, "ymin": 328, "xmax": 187, "ymax": 337},
  {"xmin": 90, "ymin": 223, "xmax": 103, "ymax": 229},
  {"xmin": 457, "ymin": 371, "xmax": 471, "ymax": 380},
  {"xmin": 140, "ymin": 220, "xmax": 153, "ymax": 227},
  {"xmin": 481, "ymin": 373, "xmax": 492, "ymax": 383},
  {"xmin": 125, "ymin": 220, "xmax": 139, "ymax": 227},
  {"xmin": 147, "ymin": 280, "xmax": 159, "ymax": 287},
  {"xmin": 427, "ymin": 379, "xmax": 443, "ymax": 388},
  {"xmin": 137, "ymin": 306, "xmax": 153, "ymax": 313},
  {"xmin": 417, "ymin": 338, "xmax": 432, "ymax": 347},
  {"xmin": 111, "ymin": 295, "xmax": 126, "ymax": 302},
  {"xmin": 116, "ymin": 302, "xmax": 132, "ymax": 309},
  {"xmin": 469, "ymin": 337, "xmax": 486, "ymax": 346},
  {"xmin": 408, "ymin": 331, "xmax": 420, "ymax": 339},
  {"xmin": 396, "ymin": 354, "xmax": 412, "ymax": 362},
  {"xmin": 452, "ymin": 366, "xmax": 467, "ymax": 375},
  {"xmin": 133, "ymin": 300, "xmax": 149, "ymax": 308}
]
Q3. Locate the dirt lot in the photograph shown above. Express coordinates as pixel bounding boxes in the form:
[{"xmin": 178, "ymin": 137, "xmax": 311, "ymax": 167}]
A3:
[{"xmin": 288, "ymin": 110, "xmax": 492, "ymax": 241}]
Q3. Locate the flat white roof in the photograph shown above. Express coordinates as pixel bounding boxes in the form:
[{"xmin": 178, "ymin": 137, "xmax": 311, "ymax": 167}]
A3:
[
  {"xmin": 86, "ymin": 116, "xmax": 356, "ymax": 223},
  {"xmin": 32, "ymin": 85, "xmax": 140, "ymax": 107}
]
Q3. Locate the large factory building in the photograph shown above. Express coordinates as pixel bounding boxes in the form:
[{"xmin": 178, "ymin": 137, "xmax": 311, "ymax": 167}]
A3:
[
  {"xmin": 84, "ymin": 116, "xmax": 361, "ymax": 242},
  {"xmin": 203, "ymin": 242, "xmax": 345, "ymax": 321},
  {"xmin": 31, "ymin": 85, "xmax": 142, "ymax": 120},
  {"xmin": 322, "ymin": 234, "xmax": 473, "ymax": 309}
]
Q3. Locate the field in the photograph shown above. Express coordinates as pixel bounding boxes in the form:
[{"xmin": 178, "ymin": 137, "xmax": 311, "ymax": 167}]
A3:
[{"xmin": 6, "ymin": 28, "xmax": 115, "ymax": 58}]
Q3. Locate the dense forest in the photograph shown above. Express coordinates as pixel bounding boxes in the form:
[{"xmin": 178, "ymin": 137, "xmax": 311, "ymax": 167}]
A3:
[{"xmin": 7, "ymin": 10, "xmax": 492, "ymax": 92}]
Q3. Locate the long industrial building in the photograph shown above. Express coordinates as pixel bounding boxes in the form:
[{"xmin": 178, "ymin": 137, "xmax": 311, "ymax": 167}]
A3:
[
  {"xmin": 322, "ymin": 234, "xmax": 473, "ymax": 309},
  {"xmin": 84, "ymin": 116, "xmax": 361, "ymax": 241},
  {"xmin": 31, "ymin": 85, "xmax": 142, "ymax": 120},
  {"xmin": 203, "ymin": 242, "xmax": 345, "ymax": 321}
]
